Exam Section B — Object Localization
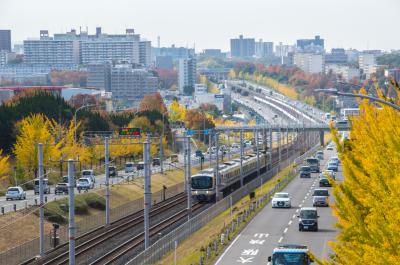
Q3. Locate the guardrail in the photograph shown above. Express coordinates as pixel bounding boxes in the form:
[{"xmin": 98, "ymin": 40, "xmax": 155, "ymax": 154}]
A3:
[{"xmin": 125, "ymin": 143, "xmax": 321, "ymax": 265}]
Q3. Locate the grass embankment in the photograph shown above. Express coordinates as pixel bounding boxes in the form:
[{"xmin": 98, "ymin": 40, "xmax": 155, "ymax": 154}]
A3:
[
  {"xmin": 0, "ymin": 168, "xmax": 187, "ymax": 252},
  {"xmin": 157, "ymin": 164, "xmax": 296, "ymax": 265}
]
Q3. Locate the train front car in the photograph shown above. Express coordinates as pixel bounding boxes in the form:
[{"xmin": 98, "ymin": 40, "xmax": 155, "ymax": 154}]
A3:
[{"xmin": 190, "ymin": 168, "xmax": 216, "ymax": 202}]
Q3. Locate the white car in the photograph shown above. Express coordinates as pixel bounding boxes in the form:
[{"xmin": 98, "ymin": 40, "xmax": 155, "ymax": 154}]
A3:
[
  {"xmin": 6, "ymin": 186, "xmax": 26, "ymax": 200},
  {"xmin": 272, "ymin": 192, "xmax": 291, "ymax": 208},
  {"xmin": 76, "ymin": 177, "xmax": 94, "ymax": 191}
]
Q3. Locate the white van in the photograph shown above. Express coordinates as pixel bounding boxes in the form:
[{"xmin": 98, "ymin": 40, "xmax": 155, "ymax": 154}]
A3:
[
  {"xmin": 125, "ymin": 162, "xmax": 135, "ymax": 173},
  {"xmin": 81, "ymin": 169, "xmax": 96, "ymax": 184}
]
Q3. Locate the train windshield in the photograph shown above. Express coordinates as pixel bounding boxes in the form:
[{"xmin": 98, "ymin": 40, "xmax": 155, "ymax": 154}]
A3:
[
  {"xmin": 272, "ymin": 253, "xmax": 309, "ymax": 265},
  {"xmin": 191, "ymin": 176, "xmax": 213, "ymax": 189}
]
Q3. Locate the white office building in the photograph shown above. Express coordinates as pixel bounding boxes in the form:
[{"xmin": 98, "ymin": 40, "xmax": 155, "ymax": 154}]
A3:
[
  {"xmin": 81, "ymin": 36, "xmax": 140, "ymax": 65},
  {"xmin": 325, "ymin": 64, "xmax": 360, "ymax": 81},
  {"xmin": 358, "ymin": 53, "xmax": 377, "ymax": 79},
  {"xmin": 255, "ymin": 40, "xmax": 274, "ymax": 58},
  {"xmin": 293, "ymin": 52, "xmax": 324, "ymax": 74},
  {"xmin": 139, "ymin": 41, "xmax": 152, "ymax": 67},
  {"xmin": 178, "ymin": 57, "xmax": 197, "ymax": 93},
  {"xmin": 24, "ymin": 34, "xmax": 80, "ymax": 65},
  {"xmin": 110, "ymin": 65, "xmax": 158, "ymax": 106}
]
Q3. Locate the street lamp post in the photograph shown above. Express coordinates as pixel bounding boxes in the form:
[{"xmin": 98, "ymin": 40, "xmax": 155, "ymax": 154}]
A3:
[
  {"xmin": 74, "ymin": 104, "xmax": 95, "ymax": 143},
  {"xmin": 315, "ymin": 88, "xmax": 400, "ymax": 112}
]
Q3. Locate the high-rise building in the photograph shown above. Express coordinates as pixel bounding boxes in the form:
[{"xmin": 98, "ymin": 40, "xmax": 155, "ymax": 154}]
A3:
[
  {"xmin": 24, "ymin": 30, "xmax": 80, "ymax": 65},
  {"xmin": 110, "ymin": 65, "xmax": 158, "ymax": 106},
  {"xmin": 139, "ymin": 40, "xmax": 152, "ymax": 67},
  {"xmin": 178, "ymin": 56, "xmax": 197, "ymax": 93},
  {"xmin": 24, "ymin": 28, "xmax": 145, "ymax": 66},
  {"xmin": 325, "ymin": 48, "xmax": 348, "ymax": 64},
  {"xmin": 296, "ymin": 35, "xmax": 324, "ymax": 50},
  {"xmin": 255, "ymin": 40, "xmax": 274, "ymax": 58},
  {"xmin": 358, "ymin": 52, "xmax": 377, "ymax": 79},
  {"xmin": 230, "ymin": 35, "xmax": 255, "ymax": 58},
  {"xmin": 81, "ymin": 35, "xmax": 140, "ymax": 65},
  {"xmin": 293, "ymin": 52, "xmax": 325, "ymax": 74},
  {"xmin": 87, "ymin": 64, "xmax": 111, "ymax": 91},
  {"xmin": 0, "ymin": 30, "xmax": 11, "ymax": 52}
]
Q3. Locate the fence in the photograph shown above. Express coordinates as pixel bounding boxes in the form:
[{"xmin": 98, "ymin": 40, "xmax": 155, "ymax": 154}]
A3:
[
  {"xmin": 126, "ymin": 143, "xmax": 321, "ymax": 265},
  {"xmin": 0, "ymin": 182, "xmax": 184, "ymax": 265}
]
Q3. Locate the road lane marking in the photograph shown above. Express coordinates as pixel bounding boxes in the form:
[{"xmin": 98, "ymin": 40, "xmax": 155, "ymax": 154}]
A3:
[
  {"xmin": 284, "ymin": 228, "xmax": 288, "ymax": 233},
  {"xmin": 214, "ymin": 234, "xmax": 242, "ymax": 264},
  {"xmin": 278, "ymin": 236, "xmax": 283, "ymax": 243},
  {"xmin": 296, "ymin": 209, "xmax": 299, "ymax": 213},
  {"xmin": 292, "ymin": 214, "xmax": 296, "ymax": 218},
  {"xmin": 288, "ymin": 220, "xmax": 292, "ymax": 225}
]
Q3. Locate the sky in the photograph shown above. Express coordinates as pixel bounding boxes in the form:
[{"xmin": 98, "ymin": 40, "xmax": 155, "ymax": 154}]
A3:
[{"xmin": 1, "ymin": 0, "xmax": 399, "ymax": 52}]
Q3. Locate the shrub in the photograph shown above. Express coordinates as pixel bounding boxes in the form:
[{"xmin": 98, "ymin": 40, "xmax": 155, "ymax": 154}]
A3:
[
  {"xmin": 74, "ymin": 197, "xmax": 89, "ymax": 215},
  {"xmin": 82, "ymin": 193, "xmax": 106, "ymax": 211}
]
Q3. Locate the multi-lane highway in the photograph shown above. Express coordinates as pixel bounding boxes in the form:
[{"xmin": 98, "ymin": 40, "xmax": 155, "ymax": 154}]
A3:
[{"xmin": 215, "ymin": 145, "xmax": 339, "ymax": 265}]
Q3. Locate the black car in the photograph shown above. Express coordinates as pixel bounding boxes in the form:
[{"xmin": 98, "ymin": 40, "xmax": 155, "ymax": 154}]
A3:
[
  {"xmin": 319, "ymin": 178, "xmax": 331, "ymax": 187},
  {"xmin": 152, "ymin": 158, "xmax": 160, "ymax": 166},
  {"xmin": 55, "ymin": 183, "xmax": 68, "ymax": 195},
  {"xmin": 109, "ymin": 166, "xmax": 118, "ymax": 177},
  {"xmin": 298, "ymin": 208, "xmax": 319, "ymax": 231},
  {"xmin": 299, "ymin": 166, "xmax": 311, "ymax": 178}
]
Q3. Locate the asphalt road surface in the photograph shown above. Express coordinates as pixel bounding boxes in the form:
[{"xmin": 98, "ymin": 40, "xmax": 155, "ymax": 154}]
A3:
[{"xmin": 215, "ymin": 145, "xmax": 340, "ymax": 265}]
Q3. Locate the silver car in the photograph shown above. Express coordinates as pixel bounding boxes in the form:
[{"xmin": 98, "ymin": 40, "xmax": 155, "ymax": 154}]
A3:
[
  {"xmin": 6, "ymin": 186, "xmax": 26, "ymax": 200},
  {"xmin": 312, "ymin": 188, "xmax": 329, "ymax": 207}
]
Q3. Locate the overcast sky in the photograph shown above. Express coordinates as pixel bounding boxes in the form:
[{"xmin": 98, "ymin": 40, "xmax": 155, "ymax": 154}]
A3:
[{"xmin": 1, "ymin": 0, "xmax": 399, "ymax": 52}]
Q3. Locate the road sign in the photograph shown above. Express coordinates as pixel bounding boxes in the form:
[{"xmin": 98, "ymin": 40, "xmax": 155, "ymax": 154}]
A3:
[
  {"xmin": 204, "ymin": 129, "xmax": 210, "ymax": 135},
  {"xmin": 186, "ymin": 129, "xmax": 195, "ymax": 136},
  {"xmin": 214, "ymin": 94, "xmax": 224, "ymax": 98},
  {"xmin": 119, "ymin": 128, "xmax": 141, "ymax": 136}
]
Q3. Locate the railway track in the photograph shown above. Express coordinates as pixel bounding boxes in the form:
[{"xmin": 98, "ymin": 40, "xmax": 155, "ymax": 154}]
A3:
[
  {"xmin": 24, "ymin": 144, "xmax": 295, "ymax": 265},
  {"xmin": 90, "ymin": 203, "xmax": 205, "ymax": 265},
  {"xmin": 29, "ymin": 193, "xmax": 188, "ymax": 265}
]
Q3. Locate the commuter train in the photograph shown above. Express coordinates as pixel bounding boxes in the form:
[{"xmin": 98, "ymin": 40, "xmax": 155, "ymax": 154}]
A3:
[{"xmin": 191, "ymin": 151, "xmax": 271, "ymax": 202}]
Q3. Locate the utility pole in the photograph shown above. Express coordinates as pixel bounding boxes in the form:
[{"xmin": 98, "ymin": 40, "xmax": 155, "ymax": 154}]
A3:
[
  {"xmin": 256, "ymin": 130, "xmax": 260, "ymax": 178},
  {"xmin": 104, "ymin": 137, "xmax": 110, "ymax": 226},
  {"xmin": 215, "ymin": 133, "xmax": 220, "ymax": 201},
  {"xmin": 209, "ymin": 133, "xmax": 212, "ymax": 168},
  {"xmin": 183, "ymin": 132, "xmax": 187, "ymax": 193},
  {"xmin": 286, "ymin": 126, "xmax": 289, "ymax": 160},
  {"xmin": 269, "ymin": 127, "xmax": 272, "ymax": 169},
  {"xmin": 160, "ymin": 114, "xmax": 164, "ymax": 174},
  {"xmin": 278, "ymin": 127, "xmax": 282, "ymax": 169},
  {"xmin": 143, "ymin": 134, "xmax": 151, "ymax": 249},
  {"xmin": 186, "ymin": 135, "xmax": 192, "ymax": 219},
  {"xmin": 38, "ymin": 143, "xmax": 44, "ymax": 257},
  {"xmin": 68, "ymin": 159, "xmax": 75, "ymax": 265},
  {"xmin": 227, "ymin": 130, "xmax": 231, "ymax": 160},
  {"xmin": 240, "ymin": 130, "xmax": 244, "ymax": 187}
]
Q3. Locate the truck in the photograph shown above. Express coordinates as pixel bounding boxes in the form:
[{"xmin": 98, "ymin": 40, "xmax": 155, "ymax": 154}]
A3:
[{"xmin": 268, "ymin": 245, "xmax": 314, "ymax": 264}]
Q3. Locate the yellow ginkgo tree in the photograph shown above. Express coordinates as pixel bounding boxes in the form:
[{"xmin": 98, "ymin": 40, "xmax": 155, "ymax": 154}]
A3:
[
  {"xmin": 318, "ymin": 87, "xmax": 400, "ymax": 265},
  {"xmin": 13, "ymin": 114, "xmax": 60, "ymax": 181},
  {"xmin": 169, "ymin": 100, "xmax": 186, "ymax": 123},
  {"xmin": 0, "ymin": 149, "xmax": 10, "ymax": 183}
]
